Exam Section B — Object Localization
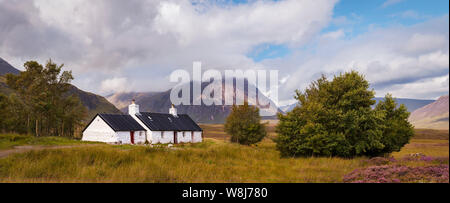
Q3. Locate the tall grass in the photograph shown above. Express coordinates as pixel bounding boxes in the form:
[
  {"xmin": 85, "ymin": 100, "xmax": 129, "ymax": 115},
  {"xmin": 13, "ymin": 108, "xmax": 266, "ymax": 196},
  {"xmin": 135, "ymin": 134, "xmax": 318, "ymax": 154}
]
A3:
[
  {"xmin": 0, "ymin": 134, "xmax": 94, "ymax": 150},
  {"xmin": 0, "ymin": 124, "xmax": 448, "ymax": 183},
  {"xmin": 0, "ymin": 139, "xmax": 366, "ymax": 183}
]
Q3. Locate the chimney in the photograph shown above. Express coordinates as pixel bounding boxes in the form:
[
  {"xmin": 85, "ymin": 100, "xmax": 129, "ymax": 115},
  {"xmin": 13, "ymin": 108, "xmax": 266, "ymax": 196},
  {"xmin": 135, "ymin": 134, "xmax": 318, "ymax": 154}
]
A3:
[
  {"xmin": 169, "ymin": 104, "xmax": 177, "ymax": 117},
  {"xmin": 129, "ymin": 99, "xmax": 140, "ymax": 115}
]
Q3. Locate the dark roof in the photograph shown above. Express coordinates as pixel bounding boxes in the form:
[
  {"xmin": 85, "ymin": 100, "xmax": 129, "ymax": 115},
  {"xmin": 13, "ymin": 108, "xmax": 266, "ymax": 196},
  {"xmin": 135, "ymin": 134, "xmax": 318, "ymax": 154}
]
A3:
[
  {"xmin": 83, "ymin": 114, "xmax": 146, "ymax": 132},
  {"xmin": 136, "ymin": 112, "xmax": 202, "ymax": 131}
]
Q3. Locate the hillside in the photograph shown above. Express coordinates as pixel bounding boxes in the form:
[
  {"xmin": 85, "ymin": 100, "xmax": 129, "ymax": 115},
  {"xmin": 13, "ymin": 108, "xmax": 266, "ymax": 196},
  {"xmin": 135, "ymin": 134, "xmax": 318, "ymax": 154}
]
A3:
[
  {"xmin": 107, "ymin": 80, "xmax": 281, "ymax": 123},
  {"xmin": 0, "ymin": 57, "xmax": 20, "ymax": 75},
  {"xmin": 409, "ymin": 95, "xmax": 449, "ymax": 130},
  {"xmin": 67, "ymin": 85, "xmax": 122, "ymax": 120},
  {"xmin": 0, "ymin": 58, "xmax": 121, "ymax": 121},
  {"xmin": 373, "ymin": 97, "xmax": 435, "ymax": 113}
]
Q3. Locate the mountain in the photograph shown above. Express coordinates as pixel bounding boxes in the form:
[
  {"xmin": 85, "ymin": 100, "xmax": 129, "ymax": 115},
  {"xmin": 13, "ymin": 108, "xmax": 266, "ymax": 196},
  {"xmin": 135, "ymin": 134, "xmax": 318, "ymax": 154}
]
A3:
[
  {"xmin": 0, "ymin": 58, "xmax": 121, "ymax": 121},
  {"xmin": 0, "ymin": 57, "xmax": 20, "ymax": 75},
  {"xmin": 279, "ymin": 102, "xmax": 298, "ymax": 113},
  {"xmin": 67, "ymin": 85, "xmax": 122, "ymax": 120},
  {"xmin": 107, "ymin": 80, "xmax": 282, "ymax": 124},
  {"xmin": 373, "ymin": 97, "xmax": 435, "ymax": 113},
  {"xmin": 409, "ymin": 95, "xmax": 449, "ymax": 130},
  {"xmin": 281, "ymin": 97, "xmax": 436, "ymax": 113}
]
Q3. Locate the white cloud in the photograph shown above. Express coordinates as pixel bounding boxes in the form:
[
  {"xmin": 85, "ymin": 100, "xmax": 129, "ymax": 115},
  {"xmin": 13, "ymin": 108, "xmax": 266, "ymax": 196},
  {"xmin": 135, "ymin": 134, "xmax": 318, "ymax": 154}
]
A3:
[
  {"xmin": 262, "ymin": 16, "xmax": 449, "ymax": 102},
  {"xmin": 0, "ymin": 0, "xmax": 337, "ymax": 95},
  {"xmin": 322, "ymin": 29, "xmax": 345, "ymax": 40},
  {"xmin": 403, "ymin": 33, "xmax": 447, "ymax": 54},
  {"xmin": 377, "ymin": 74, "xmax": 449, "ymax": 99},
  {"xmin": 0, "ymin": 0, "xmax": 448, "ymax": 103},
  {"xmin": 153, "ymin": 0, "xmax": 336, "ymax": 46},
  {"xmin": 382, "ymin": 0, "xmax": 404, "ymax": 8},
  {"xmin": 100, "ymin": 77, "xmax": 132, "ymax": 94}
]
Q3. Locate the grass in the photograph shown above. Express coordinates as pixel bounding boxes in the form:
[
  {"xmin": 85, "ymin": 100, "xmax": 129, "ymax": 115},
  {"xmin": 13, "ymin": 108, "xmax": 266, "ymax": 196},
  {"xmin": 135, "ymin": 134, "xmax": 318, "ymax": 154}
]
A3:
[
  {"xmin": 392, "ymin": 139, "xmax": 448, "ymax": 162},
  {"xmin": 0, "ymin": 139, "xmax": 366, "ymax": 182},
  {"xmin": 0, "ymin": 134, "xmax": 100, "ymax": 150},
  {"xmin": 413, "ymin": 129, "xmax": 449, "ymax": 140},
  {"xmin": 0, "ymin": 124, "xmax": 448, "ymax": 183}
]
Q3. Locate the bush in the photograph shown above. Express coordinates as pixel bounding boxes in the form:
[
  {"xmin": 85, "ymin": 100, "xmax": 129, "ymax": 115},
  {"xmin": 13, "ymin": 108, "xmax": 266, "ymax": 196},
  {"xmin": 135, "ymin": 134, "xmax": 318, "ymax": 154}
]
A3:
[
  {"xmin": 374, "ymin": 94, "xmax": 414, "ymax": 155},
  {"xmin": 343, "ymin": 164, "xmax": 449, "ymax": 183},
  {"xmin": 225, "ymin": 102, "xmax": 267, "ymax": 145},
  {"xmin": 275, "ymin": 71, "xmax": 414, "ymax": 158}
]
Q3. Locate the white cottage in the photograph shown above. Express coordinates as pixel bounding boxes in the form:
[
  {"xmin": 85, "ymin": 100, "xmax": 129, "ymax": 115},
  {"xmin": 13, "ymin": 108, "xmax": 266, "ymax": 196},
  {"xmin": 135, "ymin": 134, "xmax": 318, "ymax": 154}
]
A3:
[
  {"xmin": 82, "ymin": 114, "xmax": 147, "ymax": 144},
  {"xmin": 82, "ymin": 101, "xmax": 203, "ymax": 145},
  {"xmin": 128, "ymin": 101, "xmax": 203, "ymax": 144}
]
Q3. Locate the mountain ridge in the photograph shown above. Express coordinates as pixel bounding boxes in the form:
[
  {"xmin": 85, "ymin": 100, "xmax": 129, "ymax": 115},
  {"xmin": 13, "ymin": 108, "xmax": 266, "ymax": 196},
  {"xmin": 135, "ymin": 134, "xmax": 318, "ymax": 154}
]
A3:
[
  {"xmin": 0, "ymin": 57, "xmax": 20, "ymax": 75},
  {"xmin": 107, "ymin": 80, "xmax": 282, "ymax": 124},
  {"xmin": 409, "ymin": 95, "xmax": 449, "ymax": 130}
]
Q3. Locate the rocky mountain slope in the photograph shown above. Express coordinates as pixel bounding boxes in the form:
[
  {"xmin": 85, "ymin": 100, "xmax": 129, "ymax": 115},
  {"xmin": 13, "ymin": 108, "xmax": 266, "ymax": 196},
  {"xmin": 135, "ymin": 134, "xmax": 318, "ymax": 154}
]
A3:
[
  {"xmin": 107, "ymin": 80, "xmax": 281, "ymax": 124},
  {"xmin": 409, "ymin": 95, "xmax": 449, "ymax": 130},
  {"xmin": 0, "ymin": 57, "xmax": 20, "ymax": 75}
]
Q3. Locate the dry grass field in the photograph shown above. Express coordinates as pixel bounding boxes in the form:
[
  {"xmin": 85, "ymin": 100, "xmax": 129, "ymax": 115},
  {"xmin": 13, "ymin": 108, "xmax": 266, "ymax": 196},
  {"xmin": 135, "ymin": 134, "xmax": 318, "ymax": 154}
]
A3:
[{"xmin": 0, "ymin": 123, "xmax": 448, "ymax": 183}]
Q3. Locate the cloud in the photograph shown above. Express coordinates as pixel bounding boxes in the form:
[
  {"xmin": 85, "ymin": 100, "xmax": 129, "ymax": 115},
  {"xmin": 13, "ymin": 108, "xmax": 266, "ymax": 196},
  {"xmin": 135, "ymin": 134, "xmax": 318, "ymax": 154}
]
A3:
[
  {"xmin": 382, "ymin": 0, "xmax": 404, "ymax": 8},
  {"xmin": 262, "ymin": 15, "xmax": 449, "ymax": 102},
  {"xmin": 377, "ymin": 75, "xmax": 449, "ymax": 99},
  {"xmin": 0, "ymin": 0, "xmax": 448, "ymax": 104},
  {"xmin": 0, "ymin": 0, "xmax": 337, "ymax": 95},
  {"xmin": 100, "ymin": 77, "xmax": 132, "ymax": 94},
  {"xmin": 321, "ymin": 29, "xmax": 345, "ymax": 40}
]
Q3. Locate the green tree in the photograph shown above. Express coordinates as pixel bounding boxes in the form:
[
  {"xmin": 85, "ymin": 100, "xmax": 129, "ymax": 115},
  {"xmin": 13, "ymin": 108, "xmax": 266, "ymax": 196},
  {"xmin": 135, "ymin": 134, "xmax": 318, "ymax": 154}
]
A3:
[
  {"xmin": 5, "ymin": 60, "xmax": 86, "ymax": 137},
  {"xmin": 225, "ymin": 102, "xmax": 267, "ymax": 145},
  {"xmin": 275, "ymin": 71, "xmax": 411, "ymax": 158},
  {"xmin": 0, "ymin": 93, "xmax": 28, "ymax": 133},
  {"xmin": 0, "ymin": 93, "xmax": 8, "ymax": 132},
  {"xmin": 374, "ymin": 94, "xmax": 414, "ymax": 155}
]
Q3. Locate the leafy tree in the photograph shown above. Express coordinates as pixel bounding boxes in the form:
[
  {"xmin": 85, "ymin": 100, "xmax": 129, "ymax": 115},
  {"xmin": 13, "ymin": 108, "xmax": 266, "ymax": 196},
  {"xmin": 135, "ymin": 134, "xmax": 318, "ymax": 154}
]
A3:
[
  {"xmin": 0, "ymin": 93, "xmax": 8, "ymax": 131},
  {"xmin": 225, "ymin": 102, "xmax": 267, "ymax": 145},
  {"xmin": 0, "ymin": 93, "xmax": 28, "ymax": 133},
  {"xmin": 373, "ymin": 94, "xmax": 414, "ymax": 155},
  {"xmin": 275, "ymin": 71, "xmax": 412, "ymax": 158},
  {"xmin": 4, "ymin": 60, "xmax": 86, "ymax": 137}
]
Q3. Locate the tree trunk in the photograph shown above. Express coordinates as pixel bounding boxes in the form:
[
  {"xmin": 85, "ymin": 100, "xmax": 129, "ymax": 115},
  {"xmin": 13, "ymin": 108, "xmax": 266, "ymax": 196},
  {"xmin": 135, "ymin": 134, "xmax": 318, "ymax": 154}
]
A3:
[
  {"xmin": 61, "ymin": 120, "xmax": 64, "ymax": 137},
  {"xmin": 35, "ymin": 119, "xmax": 39, "ymax": 137},
  {"xmin": 27, "ymin": 115, "xmax": 30, "ymax": 134}
]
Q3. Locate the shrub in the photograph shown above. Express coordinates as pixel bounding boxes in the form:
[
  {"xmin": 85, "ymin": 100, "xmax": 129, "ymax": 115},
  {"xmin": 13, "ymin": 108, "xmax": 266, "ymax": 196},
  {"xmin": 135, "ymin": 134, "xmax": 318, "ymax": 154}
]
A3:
[
  {"xmin": 373, "ymin": 94, "xmax": 414, "ymax": 155},
  {"xmin": 343, "ymin": 164, "xmax": 449, "ymax": 183},
  {"xmin": 225, "ymin": 102, "xmax": 267, "ymax": 145},
  {"xmin": 275, "ymin": 71, "xmax": 414, "ymax": 157}
]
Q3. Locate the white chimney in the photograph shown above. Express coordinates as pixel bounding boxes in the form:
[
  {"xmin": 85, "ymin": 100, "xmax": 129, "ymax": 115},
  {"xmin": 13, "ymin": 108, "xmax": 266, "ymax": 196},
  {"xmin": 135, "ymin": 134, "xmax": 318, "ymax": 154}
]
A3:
[
  {"xmin": 169, "ymin": 104, "xmax": 177, "ymax": 117},
  {"xmin": 129, "ymin": 99, "xmax": 140, "ymax": 115}
]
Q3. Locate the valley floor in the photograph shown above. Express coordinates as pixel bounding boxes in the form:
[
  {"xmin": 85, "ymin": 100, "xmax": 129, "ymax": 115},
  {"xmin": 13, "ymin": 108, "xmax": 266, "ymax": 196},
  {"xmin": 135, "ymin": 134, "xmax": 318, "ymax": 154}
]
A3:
[{"xmin": 0, "ymin": 125, "xmax": 448, "ymax": 183}]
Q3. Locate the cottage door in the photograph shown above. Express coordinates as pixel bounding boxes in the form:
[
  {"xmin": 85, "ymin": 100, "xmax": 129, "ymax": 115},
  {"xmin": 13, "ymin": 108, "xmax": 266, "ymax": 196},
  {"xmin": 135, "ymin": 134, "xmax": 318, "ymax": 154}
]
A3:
[
  {"xmin": 174, "ymin": 132, "xmax": 178, "ymax": 144},
  {"xmin": 130, "ymin": 131, "xmax": 135, "ymax": 144}
]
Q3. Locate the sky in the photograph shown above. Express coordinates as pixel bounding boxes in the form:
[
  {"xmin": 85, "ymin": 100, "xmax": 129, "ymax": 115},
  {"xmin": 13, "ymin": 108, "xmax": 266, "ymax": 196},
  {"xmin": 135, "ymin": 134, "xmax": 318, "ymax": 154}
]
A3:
[{"xmin": 0, "ymin": 0, "xmax": 448, "ymax": 106}]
